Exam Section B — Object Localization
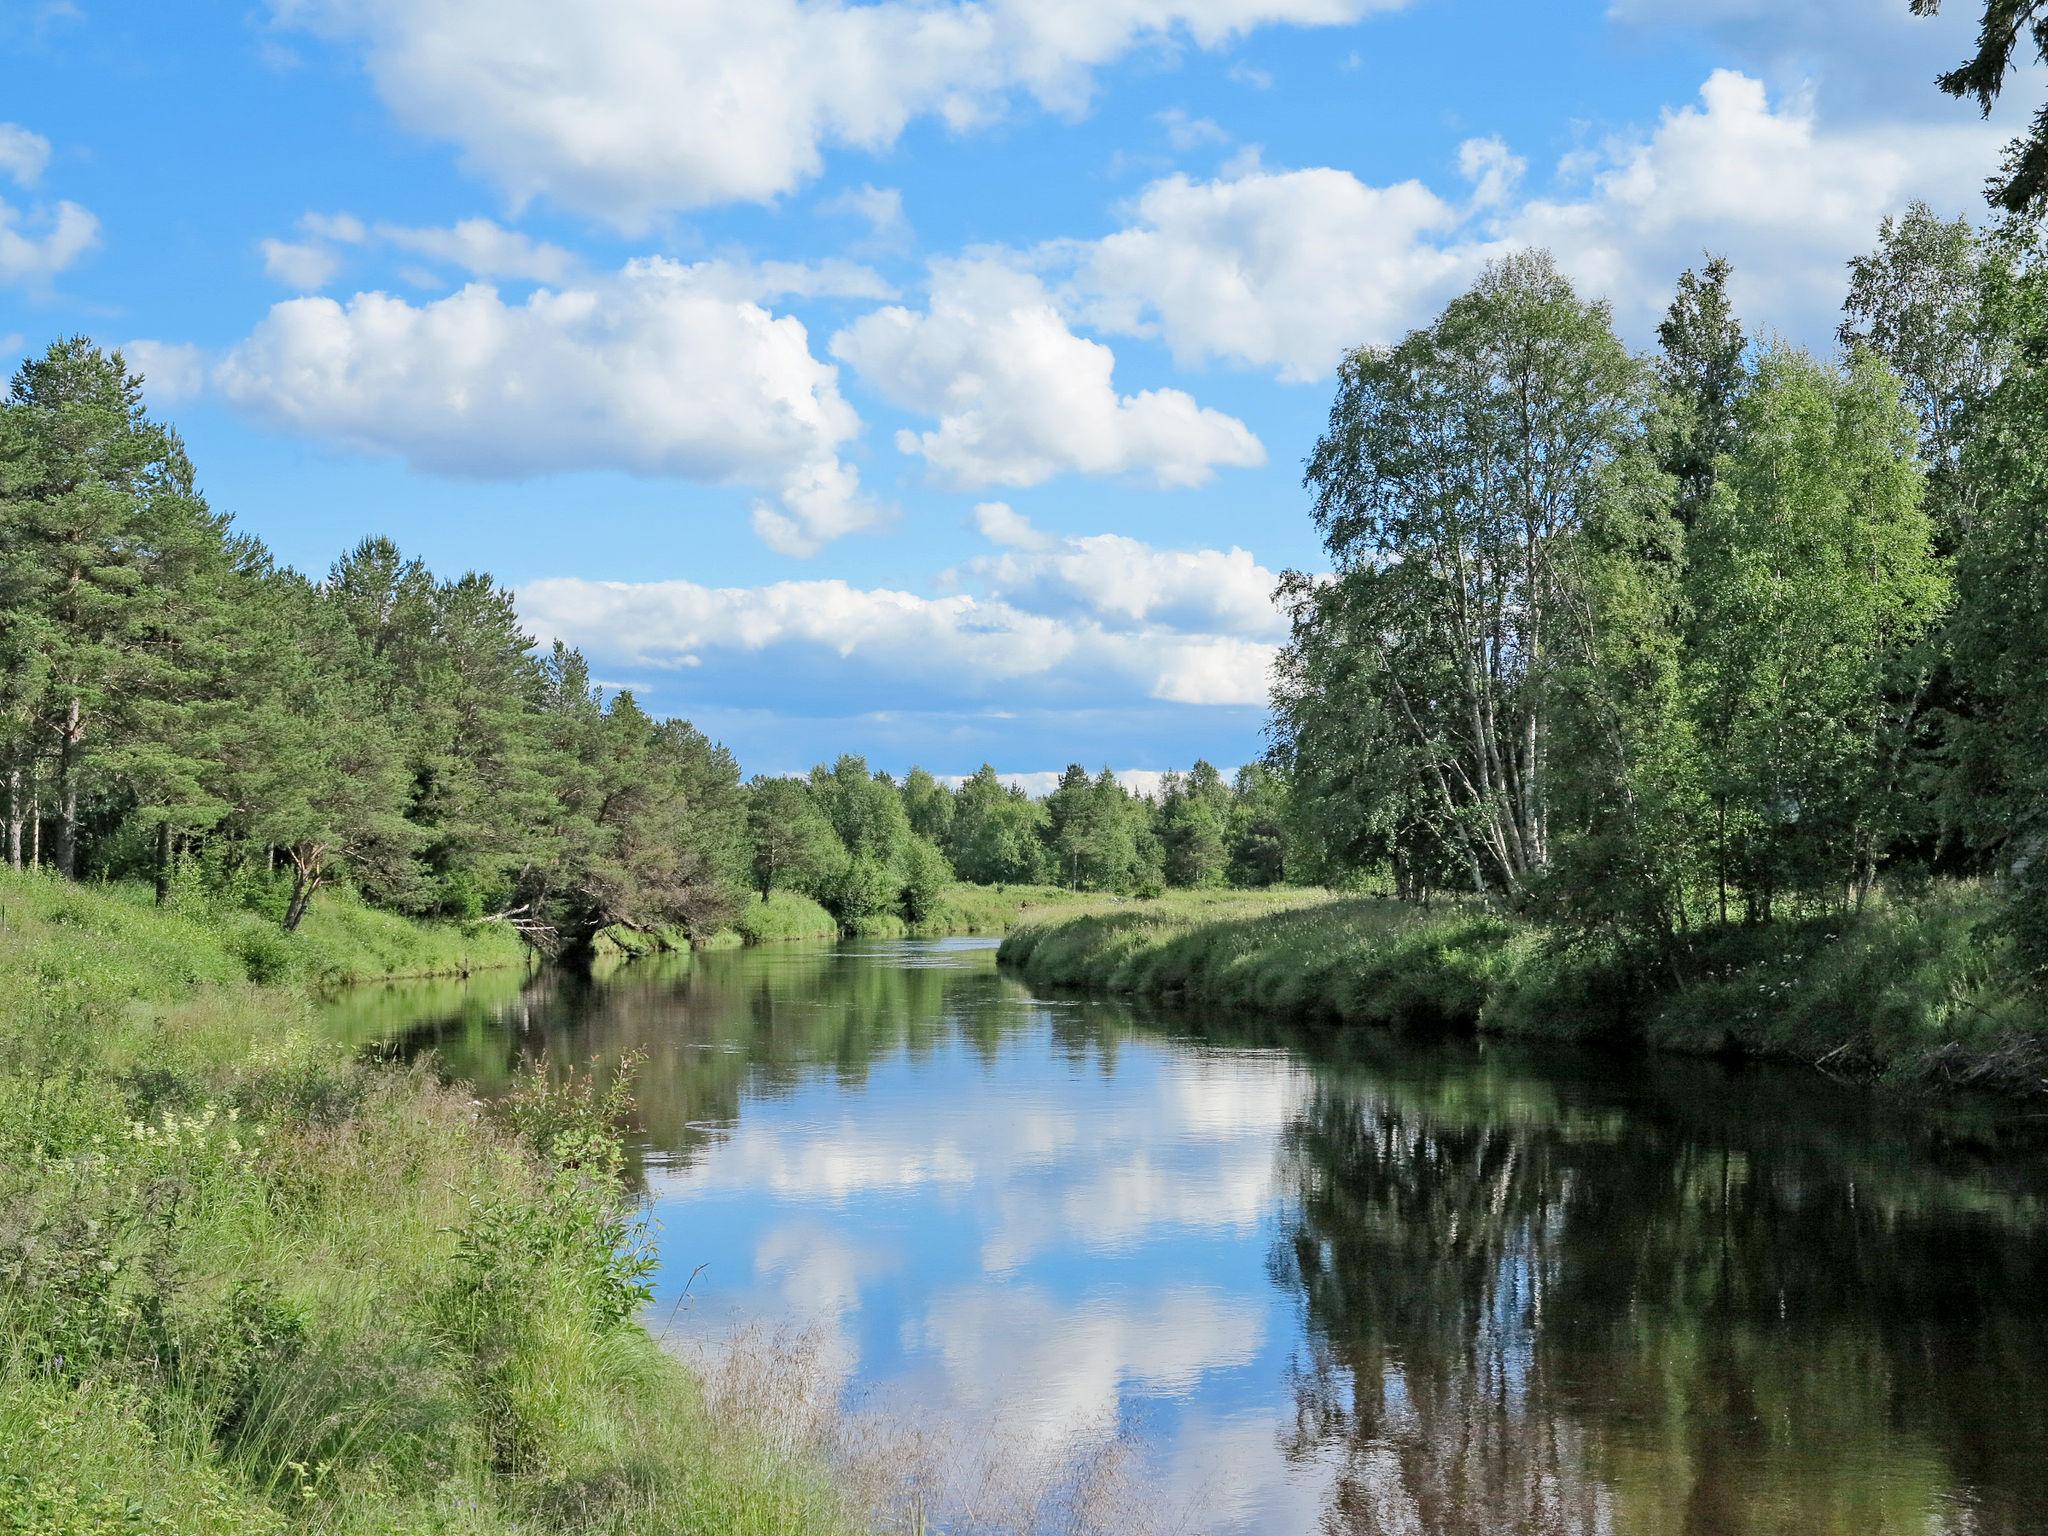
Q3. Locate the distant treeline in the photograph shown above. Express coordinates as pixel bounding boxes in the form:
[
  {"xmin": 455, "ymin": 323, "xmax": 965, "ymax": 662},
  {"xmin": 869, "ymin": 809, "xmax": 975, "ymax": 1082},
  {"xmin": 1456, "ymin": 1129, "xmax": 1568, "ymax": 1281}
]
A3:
[
  {"xmin": 0, "ymin": 346, "xmax": 1287, "ymax": 955},
  {"xmin": 1272, "ymin": 207, "xmax": 2046, "ymax": 990},
  {"xmin": 749, "ymin": 757, "xmax": 1292, "ymax": 922}
]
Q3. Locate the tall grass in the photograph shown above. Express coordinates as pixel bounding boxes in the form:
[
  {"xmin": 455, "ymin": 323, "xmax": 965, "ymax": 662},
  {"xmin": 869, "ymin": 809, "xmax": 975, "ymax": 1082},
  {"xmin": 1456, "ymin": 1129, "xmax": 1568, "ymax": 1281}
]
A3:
[
  {"xmin": 1000, "ymin": 884, "xmax": 2046, "ymax": 1092},
  {"xmin": 711, "ymin": 882, "xmax": 1126, "ymax": 946},
  {"xmin": 0, "ymin": 868, "xmax": 869, "ymax": 1535}
]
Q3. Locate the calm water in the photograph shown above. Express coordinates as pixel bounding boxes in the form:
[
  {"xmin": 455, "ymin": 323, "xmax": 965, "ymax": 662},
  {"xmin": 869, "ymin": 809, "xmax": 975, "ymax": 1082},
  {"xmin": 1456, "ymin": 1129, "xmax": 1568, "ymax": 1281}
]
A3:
[{"xmin": 324, "ymin": 938, "xmax": 2048, "ymax": 1534}]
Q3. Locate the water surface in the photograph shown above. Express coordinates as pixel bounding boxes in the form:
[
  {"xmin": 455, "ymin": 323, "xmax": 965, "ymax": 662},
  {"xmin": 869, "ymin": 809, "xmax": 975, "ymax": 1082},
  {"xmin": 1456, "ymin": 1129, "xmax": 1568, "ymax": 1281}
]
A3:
[{"xmin": 326, "ymin": 938, "xmax": 2048, "ymax": 1534}]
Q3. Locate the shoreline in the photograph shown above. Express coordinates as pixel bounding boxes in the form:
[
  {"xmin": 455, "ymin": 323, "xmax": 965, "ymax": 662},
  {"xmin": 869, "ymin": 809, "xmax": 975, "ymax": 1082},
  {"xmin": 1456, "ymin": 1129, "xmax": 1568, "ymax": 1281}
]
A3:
[{"xmin": 996, "ymin": 888, "xmax": 2048, "ymax": 1100}]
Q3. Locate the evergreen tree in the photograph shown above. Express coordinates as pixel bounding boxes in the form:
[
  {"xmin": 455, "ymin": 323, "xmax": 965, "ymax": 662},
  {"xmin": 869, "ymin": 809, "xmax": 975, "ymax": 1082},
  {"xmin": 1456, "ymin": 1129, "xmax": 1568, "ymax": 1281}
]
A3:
[
  {"xmin": 1654, "ymin": 256, "xmax": 1747, "ymax": 533},
  {"xmin": 0, "ymin": 339, "xmax": 242, "ymax": 881}
]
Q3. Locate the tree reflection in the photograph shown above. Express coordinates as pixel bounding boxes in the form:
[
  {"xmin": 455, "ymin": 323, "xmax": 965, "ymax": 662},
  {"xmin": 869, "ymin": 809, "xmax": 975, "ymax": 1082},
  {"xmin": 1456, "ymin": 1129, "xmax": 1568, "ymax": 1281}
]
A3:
[{"xmin": 1267, "ymin": 1045, "xmax": 2048, "ymax": 1535}]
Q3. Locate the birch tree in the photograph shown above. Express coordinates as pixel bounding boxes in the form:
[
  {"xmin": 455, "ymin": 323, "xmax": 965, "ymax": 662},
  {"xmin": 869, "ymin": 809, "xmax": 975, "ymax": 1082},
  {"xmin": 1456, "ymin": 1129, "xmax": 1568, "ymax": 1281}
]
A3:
[{"xmin": 1298, "ymin": 251, "xmax": 1643, "ymax": 896}]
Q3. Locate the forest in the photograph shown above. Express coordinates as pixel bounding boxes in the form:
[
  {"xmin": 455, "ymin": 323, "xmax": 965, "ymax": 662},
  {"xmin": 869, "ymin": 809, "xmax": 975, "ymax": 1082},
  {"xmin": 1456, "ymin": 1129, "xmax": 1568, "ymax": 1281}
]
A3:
[
  {"xmin": 0, "ymin": 348, "xmax": 1291, "ymax": 961},
  {"xmin": 4, "ymin": 199, "xmax": 2045, "ymax": 1010},
  {"xmin": 1270, "ymin": 204, "xmax": 2046, "ymax": 1006}
]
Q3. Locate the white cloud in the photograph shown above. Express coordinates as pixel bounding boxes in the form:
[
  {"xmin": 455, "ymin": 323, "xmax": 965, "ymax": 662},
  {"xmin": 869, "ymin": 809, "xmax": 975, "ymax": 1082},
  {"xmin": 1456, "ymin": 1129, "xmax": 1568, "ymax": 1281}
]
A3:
[
  {"xmin": 1603, "ymin": 0, "xmax": 2039, "ymax": 123},
  {"xmin": 216, "ymin": 260, "xmax": 880, "ymax": 554},
  {"xmin": 121, "ymin": 340, "xmax": 209, "ymax": 404},
  {"xmin": 517, "ymin": 567, "xmax": 1280, "ymax": 711},
  {"xmin": 0, "ymin": 123, "xmax": 51, "ymax": 187},
  {"xmin": 967, "ymin": 532, "xmax": 1283, "ymax": 637},
  {"xmin": 833, "ymin": 257, "xmax": 1264, "ymax": 489},
  {"xmin": 670, "ymin": 256, "xmax": 897, "ymax": 304},
  {"xmin": 272, "ymin": 0, "xmax": 1408, "ymax": 226},
  {"xmin": 1157, "ymin": 107, "xmax": 1229, "ymax": 151},
  {"xmin": 0, "ymin": 125, "xmax": 95, "ymax": 286},
  {"xmin": 0, "ymin": 197, "xmax": 96, "ymax": 287},
  {"xmin": 1458, "ymin": 134, "xmax": 1524, "ymax": 208},
  {"xmin": 300, "ymin": 210, "xmax": 367, "ymax": 244},
  {"xmin": 1068, "ymin": 70, "xmax": 2004, "ymax": 379},
  {"xmin": 971, "ymin": 501, "xmax": 1052, "ymax": 550},
  {"xmin": 1076, "ymin": 164, "xmax": 1485, "ymax": 381},
  {"xmin": 819, "ymin": 183, "xmax": 912, "ymax": 252},
  {"xmin": 374, "ymin": 216, "xmax": 579, "ymax": 283},
  {"xmin": 1498, "ymin": 69, "xmax": 2004, "ymax": 331},
  {"xmin": 259, "ymin": 236, "xmax": 342, "ymax": 289}
]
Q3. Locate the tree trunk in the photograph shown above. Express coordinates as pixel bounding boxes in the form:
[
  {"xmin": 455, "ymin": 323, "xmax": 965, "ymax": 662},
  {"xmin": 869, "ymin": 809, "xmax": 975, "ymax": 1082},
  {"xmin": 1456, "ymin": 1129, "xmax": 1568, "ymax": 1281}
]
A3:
[
  {"xmin": 5, "ymin": 763, "xmax": 19, "ymax": 871},
  {"xmin": 283, "ymin": 845, "xmax": 325, "ymax": 932},
  {"xmin": 53, "ymin": 697, "xmax": 81, "ymax": 879}
]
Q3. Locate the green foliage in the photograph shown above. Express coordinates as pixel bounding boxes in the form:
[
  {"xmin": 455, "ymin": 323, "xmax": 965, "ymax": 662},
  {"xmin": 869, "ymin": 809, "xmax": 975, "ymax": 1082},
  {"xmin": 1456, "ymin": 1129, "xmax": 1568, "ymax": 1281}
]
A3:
[
  {"xmin": 725, "ymin": 890, "xmax": 840, "ymax": 944},
  {"xmin": 743, "ymin": 776, "xmax": 841, "ymax": 904},
  {"xmin": 0, "ymin": 867, "xmax": 865, "ymax": 1534},
  {"xmin": 821, "ymin": 852, "xmax": 896, "ymax": 926},
  {"xmin": 0, "ymin": 343, "xmax": 755, "ymax": 956},
  {"xmin": 1287, "ymin": 250, "xmax": 1646, "ymax": 898},
  {"xmin": 945, "ymin": 765, "xmax": 1048, "ymax": 885},
  {"xmin": 1685, "ymin": 345, "xmax": 1948, "ymax": 917},
  {"xmin": 1002, "ymin": 882, "xmax": 2042, "ymax": 1088},
  {"xmin": 1943, "ymin": 227, "xmax": 2048, "ymax": 987},
  {"xmin": 895, "ymin": 836, "xmax": 952, "ymax": 925}
]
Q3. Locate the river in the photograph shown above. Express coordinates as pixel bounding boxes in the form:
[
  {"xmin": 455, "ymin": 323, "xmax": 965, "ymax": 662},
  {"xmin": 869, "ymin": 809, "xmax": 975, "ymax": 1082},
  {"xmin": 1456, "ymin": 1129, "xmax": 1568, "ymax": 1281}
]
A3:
[{"xmin": 323, "ymin": 936, "xmax": 2048, "ymax": 1535}]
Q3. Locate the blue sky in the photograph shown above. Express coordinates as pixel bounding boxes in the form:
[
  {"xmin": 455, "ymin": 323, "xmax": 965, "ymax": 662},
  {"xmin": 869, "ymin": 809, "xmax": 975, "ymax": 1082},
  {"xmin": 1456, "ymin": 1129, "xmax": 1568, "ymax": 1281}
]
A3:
[{"xmin": 0, "ymin": 0, "xmax": 2021, "ymax": 781}]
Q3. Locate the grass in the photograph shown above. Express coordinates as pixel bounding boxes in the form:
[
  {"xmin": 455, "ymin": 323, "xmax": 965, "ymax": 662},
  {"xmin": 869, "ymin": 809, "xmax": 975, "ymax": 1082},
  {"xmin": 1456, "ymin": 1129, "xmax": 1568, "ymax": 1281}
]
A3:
[
  {"xmin": 725, "ymin": 890, "xmax": 841, "ymax": 945},
  {"xmin": 999, "ymin": 883, "xmax": 2048, "ymax": 1095},
  {"xmin": 710, "ymin": 882, "xmax": 1123, "ymax": 946},
  {"xmin": 0, "ymin": 864, "xmax": 528, "ymax": 992},
  {"xmin": 0, "ymin": 865, "xmax": 869, "ymax": 1535}
]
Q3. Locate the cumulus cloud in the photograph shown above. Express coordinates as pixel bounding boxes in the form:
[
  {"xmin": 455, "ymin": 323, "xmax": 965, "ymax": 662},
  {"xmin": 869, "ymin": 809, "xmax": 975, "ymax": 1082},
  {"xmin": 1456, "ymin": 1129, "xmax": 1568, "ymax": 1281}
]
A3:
[
  {"xmin": 0, "ymin": 123, "xmax": 51, "ymax": 186},
  {"xmin": 517, "ymin": 573, "xmax": 1279, "ymax": 711},
  {"xmin": 374, "ymin": 216, "xmax": 579, "ymax": 283},
  {"xmin": 258, "ymin": 212, "xmax": 582, "ymax": 290},
  {"xmin": 271, "ymin": 0, "xmax": 1409, "ymax": 225},
  {"xmin": 1075, "ymin": 163, "xmax": 1486, "ymax": 380},
  {"xmin": 1603, "ymin": 0, "xmax": 2038, "ymax": 122},
  {"xmin": 259, "ymin": 235, "xmax": 342, "ymax": 289},
  {"xmin": 216, "ymin": 259, "xmax": 880, "ymax": 555},
  {"xmin": 0, "ymin": 123, "xmax": 96, "ymax": 288},
  {"xmin": 1068, "ymin": 70, "xmax": 2004, "ymax": 376},
  {"xmin": 1498, "ymin": 69, "xmax": 2003, "ymax": 330},
  {"xmin": 832, "ymin": 257, "xmax": 1264, "ymax": 489},
  {"xmin": 964, "ymin": 532, "xmax": 1285, "ymax": 638},
  {"xmin": 911, "ymin": 1283, "xmax": 1265, "ymax": 1453},
  {"xmin": 971, "ymin": 501, "xmax": 1052, "ymax": 550}
]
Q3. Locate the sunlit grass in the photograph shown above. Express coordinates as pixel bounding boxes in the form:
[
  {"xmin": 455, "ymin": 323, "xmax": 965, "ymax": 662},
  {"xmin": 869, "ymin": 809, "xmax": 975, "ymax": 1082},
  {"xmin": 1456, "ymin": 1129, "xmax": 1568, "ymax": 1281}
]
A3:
[
  {"xmin": 1000, "ymin": 883, "xmax": 2045, "ymax": 1090},
  {"xmin": 0, "ymin": 869, "xmax": 870, "ymax": 1535}
]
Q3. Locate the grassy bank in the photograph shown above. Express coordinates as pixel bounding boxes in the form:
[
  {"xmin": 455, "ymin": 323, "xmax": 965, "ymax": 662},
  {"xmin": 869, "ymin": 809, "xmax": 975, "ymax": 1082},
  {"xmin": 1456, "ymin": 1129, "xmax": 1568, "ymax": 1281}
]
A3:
[
  {"xmin": 0, "ymin": 868, "xmax": 862, "ymax": 1535},
  {"xmin": 0, "ymin": 867, "xmax": 530, "ymax": 990},
  {"xmin": 998, "ymin": 885, "xmax": 2048, "ymax": 1095},
  {"xmin": 712, "ymin": 882, "xmax": 1122, "ymax": 946}
]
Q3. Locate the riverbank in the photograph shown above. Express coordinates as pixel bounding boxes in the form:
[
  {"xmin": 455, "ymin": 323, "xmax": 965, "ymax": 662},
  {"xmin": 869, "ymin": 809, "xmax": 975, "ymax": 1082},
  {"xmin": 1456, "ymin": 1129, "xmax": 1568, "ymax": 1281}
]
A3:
[
  {"xmin": 712, "ymin": 882, "xmax": 1125, "ymax": 947},
  {"xmin": 998, "ymin": 884, "xmax": 2048, "ymax": 1095},
  {"xmin": 0, "ymin": 868, "xmax": 864, "ymax": 1535}
]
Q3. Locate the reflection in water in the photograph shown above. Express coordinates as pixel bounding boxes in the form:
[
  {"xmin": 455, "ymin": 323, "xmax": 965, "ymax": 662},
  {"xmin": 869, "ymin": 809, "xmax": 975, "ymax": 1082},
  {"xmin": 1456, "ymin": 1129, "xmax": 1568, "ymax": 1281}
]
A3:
[{"xmin": 327, "ymin": 941, "xmax": 2048, "ymax": 1535}]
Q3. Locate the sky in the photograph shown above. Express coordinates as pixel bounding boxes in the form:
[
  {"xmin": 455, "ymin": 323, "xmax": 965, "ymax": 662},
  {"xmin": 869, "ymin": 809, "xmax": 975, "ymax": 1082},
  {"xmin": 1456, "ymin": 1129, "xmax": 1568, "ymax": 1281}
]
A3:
[{"xmin": 0, "ymin": 0, "xmax": 2027, "ymax": 781}]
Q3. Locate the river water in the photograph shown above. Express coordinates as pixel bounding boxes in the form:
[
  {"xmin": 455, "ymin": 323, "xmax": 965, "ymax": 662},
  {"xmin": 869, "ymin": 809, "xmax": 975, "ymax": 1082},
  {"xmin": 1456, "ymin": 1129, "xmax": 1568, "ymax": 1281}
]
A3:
[{"xmin": 324, "ymin": 936, "xmax": 2048, "ymax": 1535}]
